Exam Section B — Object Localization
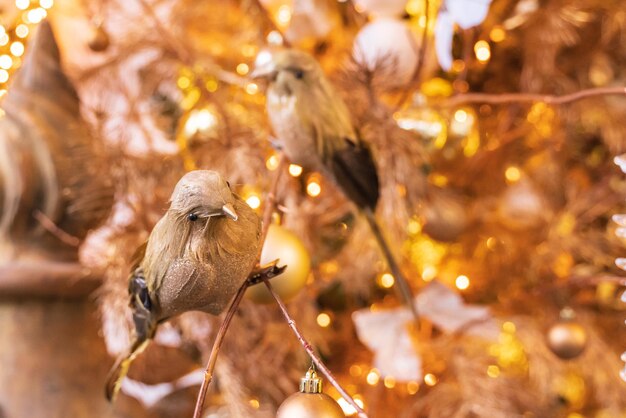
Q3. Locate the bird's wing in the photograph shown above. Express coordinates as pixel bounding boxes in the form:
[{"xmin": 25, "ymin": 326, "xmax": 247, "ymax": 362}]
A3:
[{"xmin": 329, "ymin": 136, "xmax": 380, "ymax": 210}]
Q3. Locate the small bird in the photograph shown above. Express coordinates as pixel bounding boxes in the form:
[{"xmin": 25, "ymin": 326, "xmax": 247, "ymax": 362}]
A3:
[
  {"xmin": 105, "ymin": 170, "xmax": 261, "ymax": 401},
  {"xmin": 252, "ymin": 49, "xmax": 419, "ymax": 323}
]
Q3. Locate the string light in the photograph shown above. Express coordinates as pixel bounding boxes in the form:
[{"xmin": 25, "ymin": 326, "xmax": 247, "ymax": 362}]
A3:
[
  {"xmin": 454, "ymin": 109, "xmax": 468, "ymax": 123},
  {"xmin": 383, "ymin": 376, "xmax": 396, "ymax": 389},
  {"xmin": 455, "ymin": 275, "xmax": 470, "ymax": 290},
  {"xmin": 276, "ymin": 5, "xmax": 292, "ymax": 26},
  {"xmin": 10, "ymin": 41, "xmax": 24, "ymax": 57},
  {"xmin": 288, "ymin": 164, "xmax": 303, "ymax": 177},
  {"xmin": 15, "ymin": 24, "xmax": 28, "ymax": 38},
  {"xmin": 245, "ymin": 82, "xmax": 258, "ymax": 95},
  {"xmin": 266, "ymin": 30, "xmax": 283, "ymax": 45},
  {"xmin": 246, "ymin": 194, "xmax": 261, "ymax": 210},
  {"xmin": 15, "ymin": 0, "xmax": 29, "ymax": 10},
  {"xmin": 236, "ymin": 63, "xmax": 249, "ymax": 75},
  {"xmin": 407, "ymin": 381, "xmax": 420, "ymax": 394},
  {"xmin": 424, "ymin": 373, "xmax": 438, "ymax": 386},
  {"xmin": 0, "ymin": 70, "xmax": 8, "ymax": 83},
  {"xmin": 0, "ymin": 55, "xmax": 12, "ymax": 70},
  {"xmin": 316, "ymin": 312, "xmax": 331, "ymax": 327},
  {"xmin": 0, "ymin": 34, "xmax": 9, "ymax": 46},
  {"xmin": 39, "ymin": 0, "xmax": 53, "ymax": 9},
  {"xmin": 378, "ymin": 273, "xmax": 395, "ymax": 289},
  {"xmin": 266, "ymin": 154, "xmax": 279, "ymax": 171},
  {"xmin": 474, "ymin": 40, "xmax": 491, "ymax": 62},
  {"xmin": 421, "ymin": 265, "xmax": 437, "ymax": 281},
  {"xmin": 366, "ymin": 369, "xmax": 380, "ymax": 385},
  {"xmin": 487, "ymin": 365, "xmax": 500, "ymax": 378},
  {"xmin": 249, "ymin": 398, "xmax": 260, "ymax": 409},
  {"xmin": 306, "ymin": 178, "xmax": 321, "ymax": 197},
  {"xmin": 505, "ymin": 166, "xmax": 521, "ymax": 183},
  {"xmin": 490, "ymin": 26, "xmax": 506, "ymax": 42}
]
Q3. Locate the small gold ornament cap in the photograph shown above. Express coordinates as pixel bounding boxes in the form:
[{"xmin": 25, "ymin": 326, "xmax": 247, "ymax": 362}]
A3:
[{"xmin": 300, "ymin": 366, "xmax": 323, "ymax": 394}]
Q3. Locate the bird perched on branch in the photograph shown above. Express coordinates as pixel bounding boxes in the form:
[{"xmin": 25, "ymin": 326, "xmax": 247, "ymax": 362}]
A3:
[
  {"xmin": 105, "ymin": 170, "xmax": 261, "ymax": 401},
  {"xmin": 252, "ymin": 49, "xmax": 419, "ymax": 323}
]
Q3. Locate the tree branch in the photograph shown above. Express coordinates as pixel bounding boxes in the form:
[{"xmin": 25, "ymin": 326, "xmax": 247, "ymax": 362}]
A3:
[
  {"xmin": 262, "ymin": 277, "xmax": 369, "ymax": 418},
  {"xmin": 438, "ymin": 86, "xmax": 626, "ymax": 108}
]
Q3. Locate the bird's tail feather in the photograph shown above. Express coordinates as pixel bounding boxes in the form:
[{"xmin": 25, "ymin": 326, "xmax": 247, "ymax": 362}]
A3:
[
  {"xmin": 363, "ymin": 208, "xmax": 420, "ymax": 326},
  {"xmin": 105, "ymin": 338, "xmax": 150, "ymax": 402}
]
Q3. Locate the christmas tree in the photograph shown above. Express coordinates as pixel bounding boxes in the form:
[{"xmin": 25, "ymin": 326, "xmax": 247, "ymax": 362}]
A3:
[{"xmin": 0, "ymin": 0, "xmax": 625, "ymax": 417}]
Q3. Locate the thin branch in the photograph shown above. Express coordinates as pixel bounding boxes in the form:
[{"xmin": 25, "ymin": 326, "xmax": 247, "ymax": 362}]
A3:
[
  {"xmin": 192, "ymin": 154, "xmax": 287, "ymax": 418},
  {"xmin": 33, "ymin": 209, "xmax": 80, "ymax": 247},
  {"xmin": 438, "ymin": 86, "xmax": 626, "ymax": 108},
  {"xmin": 262, "ymin": 277, "xmax": 369, "ymax": 418},
  {"xmin": 395, "ymin": 0, "xmax": 430, "ymax": 109},
  {"xmin": 192, "ymin": 280, "xmax": 249, "ymax": 418}
]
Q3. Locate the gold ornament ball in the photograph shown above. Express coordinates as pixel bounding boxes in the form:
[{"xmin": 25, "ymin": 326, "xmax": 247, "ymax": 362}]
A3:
[
  {"xmin": 88, "ymin": 25, "xmax": 110, "ymax": 52},
  {"xmin": 245, "ymin": 224, "xmax": 311, "ymax": 304},
  {"xmin": 547, "ymin": 321, "xmax": 587, "ymax": 360},
  {"xmin": 276, "ymin": 392, "xmax": 345, "ymax": 418}
]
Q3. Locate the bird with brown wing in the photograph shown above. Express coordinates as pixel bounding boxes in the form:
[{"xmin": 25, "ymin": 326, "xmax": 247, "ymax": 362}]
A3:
[
  {"xmin": 252, "ymin": 49, "xmax": 419, "ymax": 323},
  {"xmin": 105, "ymin": 170, "xmax": 261, "ymax": 401}
]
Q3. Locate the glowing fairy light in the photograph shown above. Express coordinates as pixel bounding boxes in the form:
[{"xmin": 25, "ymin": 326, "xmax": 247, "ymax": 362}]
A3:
[
  {"xmin": 505, "ymin": 166, "xmax": 521, "ymax": 183},
  {"xmin": 378, "ymin": 273, "xmax": 395, "ymax": 289},
  {"xmin": 266, "ymin": 30, "xmax": 283, "ymax": 45},
  {"xmin": 10, "ymin": 41, "xmax": 24, "ymax": 57},
  {"xmin": 0, "ymin": 69, "xmax": 8, "ymax": 83},
  {"xmin": 306, "ymin": 179, "xmax": 321, "ymax": 197},
  {"xmin": 316, "ymin": 312, "xmax": 331, "ymax": 327},
  {"xmin": 288, "ymin": 164, "xmax": 303, "ymax": 177},
  {"xmin": 15, "ymin": 0, "xmax": 29, "ymax": 10},
  {"xmin": 366, "ymin": 369, "xmax": 380, "ymax": 385},
  {"xmin": 276, "ymin": 5, "xmax": 292, "ymax": 26},
  {"xmin": 245, "ymin": 82, "xmax": 258, "ymax": 95},
  {"xmin": 490, "ymin": 26, "xmax": 506, "ymax": 42},
  {"xmin": 0, "ymin": 55, "xmax": 12, "ymax": 70},
  {"xmin": 40, "ymin": 0, "xmax": 54, "ymax": 8},
  {"xmin": 424, "ymin": 373, "xmax": 438, "ymax": 386},
  {"xmin": 246, "ymin": 194, "xmax": 261, "ymax": 210},
  {"xmin": 15, "ymin": 24, "xmax": 29, "ymax": 39},
  {"xmin": 487, "ymin": 365, "xmax": 500, "ymax": 378},
  {"xmin": 266, "ymin": 154, "xmax": 279, "ymax": 171},
  {"xmin": 474, "ymin": 40, "xmax": 491, "ymax": 62},
  {"xmin": 236, "ymin": 63, "xmax": 249, "ymax": 75},
  {"xmin": 455, "ymin": 275, "xmax": 470, "ymax": 290}
]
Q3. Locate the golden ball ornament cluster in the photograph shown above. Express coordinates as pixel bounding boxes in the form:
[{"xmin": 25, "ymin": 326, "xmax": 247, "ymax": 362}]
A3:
[
  {"xmin": 276, "ymin": 368, "xmax": 345, "ymax": 418},
  {"xmin": 245, "ymin": 224, "xmax": 311, "ymax": 304}
]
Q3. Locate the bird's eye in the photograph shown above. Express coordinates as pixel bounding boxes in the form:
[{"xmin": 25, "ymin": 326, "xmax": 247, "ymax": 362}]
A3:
[
  {"xmin": 188, "ymin": 213, "xmax": 198, "ymax": 222},
  {"xmin": 294, "ymin": 69, "xmax": 304, "ymax": 79}
]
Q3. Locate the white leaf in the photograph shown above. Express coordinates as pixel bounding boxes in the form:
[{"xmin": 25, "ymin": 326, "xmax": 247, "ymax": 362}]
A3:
[
  {"xmin": 353, "ymin": 308, "xmax": 422, "ymax": 382},
  {"xmin": 417, "ymin": 281, "xmax": 498, "ymax": 339},
  {"xmin": 434, "ymin": 10, "xmax": 455, "ymax": 71},
  {"xmin": 447, "ymin": 0, "xmax": 493, "ymax": 29}
]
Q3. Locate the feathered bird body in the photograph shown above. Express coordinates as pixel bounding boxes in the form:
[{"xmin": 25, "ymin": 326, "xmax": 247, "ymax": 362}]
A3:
[
  {"xmin": 262, "ymin": 50, "xmax": 379, "ymax": 209},
  {"xmin": 106, "ymin": 170, "xmax": 261, "ymax": 401},
  {"xmin": 254, "ymin": 49, "xmax": 419, "ymax": 322}
]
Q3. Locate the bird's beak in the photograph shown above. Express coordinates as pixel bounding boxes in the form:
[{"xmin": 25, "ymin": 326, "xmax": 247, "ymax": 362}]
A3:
[
  {"xmin": 250, "ymin": 62, "xmax": 276, "ymax": 80},
  {"xmin": 222, "ymin": 203, "xmax": 238, "ymax": 221}
]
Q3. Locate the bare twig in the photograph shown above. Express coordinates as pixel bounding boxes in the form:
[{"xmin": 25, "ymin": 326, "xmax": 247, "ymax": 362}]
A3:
[
  {"xmin": 33, "ymin": 209, "xmax": 80, "ymax": 247},
  {"xmin": 395, "ymin": 0, "xmax": 430, "ymax": 109},
  {"xmin": 192, "ymin": 154, "xmax": 287, "ymax": 418},
  {"xmin": 438, "ymin": 86, "xmax": 626, "ymax": 108},
  {"xmin": 262, "ymin": 277, "xmax": 369, "ymax": 418}
]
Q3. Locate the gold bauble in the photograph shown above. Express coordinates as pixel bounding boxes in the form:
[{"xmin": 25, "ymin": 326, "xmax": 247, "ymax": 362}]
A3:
[
  {"xmin": 276, "ymin": 393, "xmax": 345, "ymax": 418},
  {"xmin": 245, "ymin": 224, "xmax": 311, "ymax": 304},
  {"xmin": 276, "ymin": 368, "xmax": 345, "ymax": 418},
  {"xmin": 547, "ymin": 321, "xmax": 587, "ymax": 360},
  {"xmin": 88, "ymin": 25, "xmax": 110, "ymax": 52}
]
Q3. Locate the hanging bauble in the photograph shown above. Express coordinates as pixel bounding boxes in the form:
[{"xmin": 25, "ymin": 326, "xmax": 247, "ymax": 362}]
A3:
[
  {"xmin": 547, "ymin": 308, "xmax": 587, "ymax": 360},
  {"xmin": 88, "ymin": 24, "xmax": 110, "ymax": 52},
  {"xmin": 276, "ymin": 367, "xmax": 345, "ymax": 418},
  {"xmin": 498, "ymin": 178, "xmax": 547, "ymax": 230},
  {"xmin": 421, "ymin": 190, "xmax": 468, "ymax": 242},
  {"xmin": 353, "ymin": 0, "xmax": 407, "ymax": 18},
  {"xmin": 245, "ymin": 224, "xmax": 311, "ymax": 304},
  {"xmin": 352, "ymin": 18, "xmax": 419, "ymax": 88}
]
